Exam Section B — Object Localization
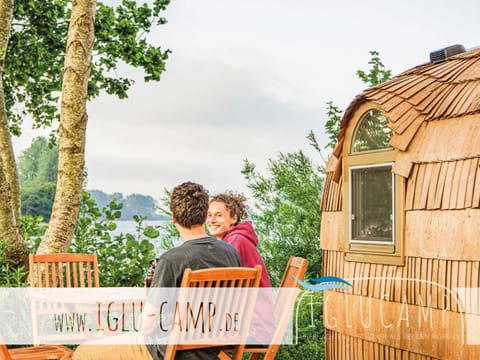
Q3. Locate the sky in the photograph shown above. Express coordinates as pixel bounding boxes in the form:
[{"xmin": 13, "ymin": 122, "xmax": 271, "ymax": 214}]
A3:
[{"xmin": 11, "ymin": 0, "xmax": 480, "ymax": 202}]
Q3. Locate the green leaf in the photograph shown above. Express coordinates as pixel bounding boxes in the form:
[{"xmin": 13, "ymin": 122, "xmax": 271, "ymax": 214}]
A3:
[{"xmin": 143, "ymin": 226, "xmax": 160, "ymax": 239}]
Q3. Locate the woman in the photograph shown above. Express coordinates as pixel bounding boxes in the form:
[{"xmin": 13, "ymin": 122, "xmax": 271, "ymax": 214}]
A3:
[{"xmin": 207, "ymin": 192, "xmax": 274, "ymax": 344}]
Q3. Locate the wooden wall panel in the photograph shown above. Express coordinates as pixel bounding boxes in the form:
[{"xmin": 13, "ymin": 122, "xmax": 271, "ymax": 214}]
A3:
[
  {"xmin": 322, "ymin": 249, "xmax": 480, "ymax": 313},
  {"xmin": 473, "ymin": 160, "xmax": 480, "ymax": 207},
  {"xmin": 405, "ymin": 165, "xmax": 419, "ymax": 209},
  {"xmin": 405, "ymin": 209, "xmax": 480, "ymax": 260},
  {"xmin": 426, "ymin": 162, "xmax": 441, "ymax": 209},
  {"xmin": 442, "ymin": 161, "xmax": 457, "ymax": 209},
  {"xmin": 392, "ymin": 115, "xmax": 480, "ymax": 179},
  {"xmin": 320, "ymin": 211, "xmax": 344, "ymax": 251},
  {"xmin": 325, "ymin": 329, "xmax": 440, "ymax": 360},
  {"xmin": 464, "ymin": 158, "xmax": 478, "ymax": 208},
  {"xmin": 323, "ymin": 292, "xmax": 480, "ymax": 359},
  {"xmin": 326, "ymin": 153, "xmax": 339, "ymax": 173},
  {"xmin": 321, "ymin": 172, "xmax": 343, "ymax": 212},
  {"xmin": 320, "ymin": 172, "xmax": 332, "ymax": 211},
  {"xmin": 406, "ymin": 115, "xmax": 480, "ymax": 163},
  {"xmin": 405, "ymin": 159, "xmax": 480, "ymax": 210}
]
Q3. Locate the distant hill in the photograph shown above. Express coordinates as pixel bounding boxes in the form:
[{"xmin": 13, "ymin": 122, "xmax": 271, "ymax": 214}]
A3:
[{"xmin": 87, "ymin": 189, "xmax": 168, "ymax": 221}]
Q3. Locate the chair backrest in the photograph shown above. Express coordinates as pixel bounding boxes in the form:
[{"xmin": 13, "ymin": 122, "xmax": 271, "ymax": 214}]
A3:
[
  {"xmin": 29, "ymin": 253, "xmax": 99, "ymax": 288},
  {"xmin": 164, "ymin": 265, "xmax": 262, "ymax": 360},
  {"xmin": 268, "ymin": 256, "xmax": 308, "ymax": 356},
  {"xmin": 274, "ymin": 256, "xmax": 308, "ymax": 316}
]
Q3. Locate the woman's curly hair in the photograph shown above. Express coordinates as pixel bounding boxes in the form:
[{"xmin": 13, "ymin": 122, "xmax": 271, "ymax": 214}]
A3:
[{"xmin": 210, "ymin": 192, "xmax": 248, "ymax": 225}]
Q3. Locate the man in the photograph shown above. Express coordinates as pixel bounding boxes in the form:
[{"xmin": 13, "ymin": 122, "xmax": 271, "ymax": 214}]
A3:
[{"xmin": 73, "ymin": 182, "xmax": 241, "ymax": 360}]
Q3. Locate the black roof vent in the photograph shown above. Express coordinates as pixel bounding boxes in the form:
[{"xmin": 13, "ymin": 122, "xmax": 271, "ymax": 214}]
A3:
[{"xmin": 430, "ymin": 44, "xmax": 466, "ymax": 64}]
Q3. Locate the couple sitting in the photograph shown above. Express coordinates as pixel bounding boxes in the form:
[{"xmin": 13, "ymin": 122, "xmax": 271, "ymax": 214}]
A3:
[{"xmin": 73, "ymin": 181, "xmax": 272, "ymax": 360}]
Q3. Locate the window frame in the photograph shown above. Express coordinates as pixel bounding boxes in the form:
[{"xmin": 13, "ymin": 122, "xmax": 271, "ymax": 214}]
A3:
[
  {"xmin": 349, "ymin": 162, "xmax": 395, "ymax": 245},
  {"xmin": 343, "ymin": 103, "xmax": 404, "ymax": 265}
]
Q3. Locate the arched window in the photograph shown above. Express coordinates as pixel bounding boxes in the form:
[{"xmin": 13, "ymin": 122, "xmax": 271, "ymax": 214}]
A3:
[
  {"xmin": 352, "ymin": 109, "xmax": 392, "ymax": 153},
  {"xmin": 343, "ymin": 105, "xmax": 403, "ymax": 265}
]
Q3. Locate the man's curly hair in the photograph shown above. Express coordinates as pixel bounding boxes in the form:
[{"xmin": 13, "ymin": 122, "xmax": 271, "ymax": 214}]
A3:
[
  {"xmin": 170, "ymin": 182, "xmax": 209, "ymax": 228},
  {"xmin": 210, "ymin": 192, "xmax": 248, "ymax": 225}
]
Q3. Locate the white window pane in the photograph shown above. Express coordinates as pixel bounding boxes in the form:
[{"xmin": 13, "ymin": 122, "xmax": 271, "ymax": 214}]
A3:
[{"xmin": 351, "ymin": 165, "xmax": 392, "ymax": 242}]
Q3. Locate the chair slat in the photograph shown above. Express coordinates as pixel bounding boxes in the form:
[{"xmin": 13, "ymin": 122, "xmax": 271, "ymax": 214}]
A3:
[
  {"xmin": 58, "ymin": 262, "xmax": 64, "ymax": 287},
  {"xmin": 43, "ymin": 262, "xmax": 50, "ymax": 287},
  {"xmin": 72, "ymin": 262, "xmax": 79, "ymax": 287},
  {"xmin": 50, "ymin": 261, "xmax": 57, "ymax": 287},
  {"xmin": 86, "ymin": 262, "xmax": 92, "ymax": 287},
  {"xmin": 66, "ymin": 262, "xmax": 72, "ymax": 287},
  {"xmin": 79, "ymin": 262, "xmax": 85, "ymax": 287}
]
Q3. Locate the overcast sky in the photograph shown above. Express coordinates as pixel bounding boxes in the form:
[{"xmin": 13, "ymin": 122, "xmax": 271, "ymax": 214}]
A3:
[{"xmin": 12, "ymin": 0, "xmax": 480, "ymax": 201}]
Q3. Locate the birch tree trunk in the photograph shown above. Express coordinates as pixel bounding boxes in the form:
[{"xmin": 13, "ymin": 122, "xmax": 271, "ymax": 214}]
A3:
[
  {"xmin": 0, "ymin": 84, "xmax": 20, "ymax": 228},
  {"xmin": 0, "ymin": 0, "xmax": 27, "ymax": 266},
  {"xmin": 37, "ymin": 0, "xmax": 96, "ymax": 254},
  {"xmin": 0, "ymin": 153, "xmax": 27, "ymax": 265}
]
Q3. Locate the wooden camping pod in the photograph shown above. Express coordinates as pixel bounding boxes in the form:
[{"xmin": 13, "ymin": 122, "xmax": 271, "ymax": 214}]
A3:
[{"xmin": 321, "ymin": 47, "xmax": 480, "ymax": 359}]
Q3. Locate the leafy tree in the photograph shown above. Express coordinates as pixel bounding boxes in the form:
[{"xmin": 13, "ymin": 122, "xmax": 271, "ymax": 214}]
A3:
[
  {"xmin": 17, "ymin": 137, "xmax": 58, "ymax": 221},
  {"xmin": 5, "ymin": 0, "xmax": 171, "ymax": 135},
  {"xmin": 0, "ymin": 0, "xmax": 171, "ymax": 265},
  {"xmin": 18, "ymin": 137, "xmax": 58, "ymax": 183},
  {"xmin": 357, "ymin": 50, "xmax": 392, "ymax": 87},
  {"xmin": 323, "ymin": 101, "xmax": 343, "ymax": 150},
  {"xmin": 242, "ymin": 148, "xmax": 324, "ymax": 287},
  {"xmin": 20, "ymin": 181, "xmax": 56, "ymax": 221}
]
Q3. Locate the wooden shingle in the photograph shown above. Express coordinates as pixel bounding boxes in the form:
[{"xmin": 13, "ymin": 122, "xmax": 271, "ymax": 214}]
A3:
[{"xmin": 405, "ymin": 159, "xmax": 480, "ymax": 210}]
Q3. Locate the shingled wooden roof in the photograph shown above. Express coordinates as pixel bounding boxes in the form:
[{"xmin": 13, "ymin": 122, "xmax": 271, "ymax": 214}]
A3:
[{"xmin": 332, "ymin": 47, "xmax": 480, "ymax": 181}]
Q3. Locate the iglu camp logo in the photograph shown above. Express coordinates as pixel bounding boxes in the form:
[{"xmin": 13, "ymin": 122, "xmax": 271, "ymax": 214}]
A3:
[{"xmin": 294, "ymin": 276, "xmax": 352, "ymax": 291}]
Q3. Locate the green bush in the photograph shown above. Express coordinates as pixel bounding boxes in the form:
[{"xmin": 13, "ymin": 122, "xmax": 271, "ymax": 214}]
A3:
[
  {"xmin": 0, "ymin": 241, "xmax": 28, "ymax": 287},
  {"xmin": 21, "ymin": 215, "xmax": 46, "ymax": 253},
  {"xmin": 276, "ymin": 290, "xmax": 325, "ymax": 360},
  {"xmin": 70, "ymin": 191, "xmax": 158, "ymax": 287}
]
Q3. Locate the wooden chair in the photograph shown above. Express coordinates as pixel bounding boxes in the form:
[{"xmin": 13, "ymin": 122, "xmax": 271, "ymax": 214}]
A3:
[
  {"xmin": 29, "ymin": 253, "xmax": 99, "ymax": 288},
  {"xmin": 0, "ymin": 333, "xmax": 72, "ymax": 360},
  {"xmin": 163, "ymin": 265, "xmax": 263, "ymax": 360},
  {"xmin": 28, "ymin": 253, "xmax": 99, "ymax": 347},
  {"xmin": 218, "ymin": 256, "xmax": 308, "ymax": 360},
  {"xmin": 0, "ymin": 343, "xmax": 73, "ymax": 360}
]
